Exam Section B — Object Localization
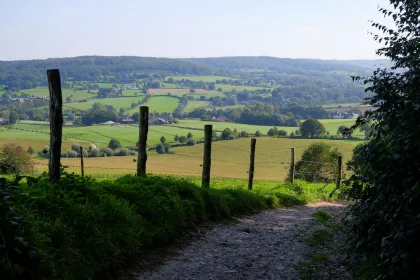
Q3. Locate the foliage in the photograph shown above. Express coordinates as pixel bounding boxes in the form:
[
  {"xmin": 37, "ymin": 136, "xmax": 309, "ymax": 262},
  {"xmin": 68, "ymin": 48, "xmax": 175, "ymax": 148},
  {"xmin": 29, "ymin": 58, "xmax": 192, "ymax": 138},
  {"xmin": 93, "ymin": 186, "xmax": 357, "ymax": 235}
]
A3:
[
  {"xmin": 108, "ymin": 138, "xmax": 122, "ymax": 150},
  {"xmin": 292, "ymin": 142, "xmax": 341, "ymax": 183},
  {"xmin": 186, "ymin": 138, "xmax": 196, "ymax": 146},
  {"xmin": 178, "ymin": 136, "xmax": 187, "ymax": 144},
  {"xmin": 300, "ymin": 118, "xmax": 326, "ymax": 138},
  {"xmin": 2, "ymin": 172, "xmax": 337, "ymax": 280},
  {"xmin": 0, "ymin": 177, "xmax": 42, "ymax": 279},
  {"xmin": 187, "ymin": 132, "xmax": 193, "ymax": 139},
  {"xmin": 0, "ymin": 144, "xmax": 34, "ymax": 175},
  {"xmin": 221, "ymin": 128, "xmax": 233, "ymax": 140},
  {"xmin": 160, "ymin": 136, "xmax": 166, "ymax": 144},
  {"xmin": 343, "ymin": 2, "xmax": 420, "ymax": 279},
  {"xmin": 27, "ymin": 146, "xmax": 34, "ymax": 155}
]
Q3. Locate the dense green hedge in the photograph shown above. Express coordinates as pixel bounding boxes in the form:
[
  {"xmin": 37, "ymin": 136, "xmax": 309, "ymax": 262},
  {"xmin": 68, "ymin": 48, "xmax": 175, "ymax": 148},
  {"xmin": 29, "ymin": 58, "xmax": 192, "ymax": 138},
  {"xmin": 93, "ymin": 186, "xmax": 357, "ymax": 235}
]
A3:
[{"xmin": 1, "ymin": 172, "xmax": 335, "ymax": 279}]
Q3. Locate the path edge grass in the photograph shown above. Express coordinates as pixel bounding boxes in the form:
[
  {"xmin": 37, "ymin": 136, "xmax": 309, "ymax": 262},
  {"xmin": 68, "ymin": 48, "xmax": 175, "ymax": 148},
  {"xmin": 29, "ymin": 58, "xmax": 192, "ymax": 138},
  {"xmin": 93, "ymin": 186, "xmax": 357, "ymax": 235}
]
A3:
[{"xmin": 6, "ymin": 172, "xmax": 338, "ymax": 280}]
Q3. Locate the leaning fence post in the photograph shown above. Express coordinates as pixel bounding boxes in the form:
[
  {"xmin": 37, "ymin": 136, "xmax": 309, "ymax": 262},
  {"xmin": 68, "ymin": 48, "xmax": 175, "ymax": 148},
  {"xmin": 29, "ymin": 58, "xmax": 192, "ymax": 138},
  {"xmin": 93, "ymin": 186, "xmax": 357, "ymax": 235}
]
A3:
[
  {"xmin": 290, "ymin": 147, "xmax": 295, "ymax": 184},
  {"xmin": 80, "ymin": 146, "xmax": 85, "ymax": 177},
  {"xmin": 202, "ymin": 125, "xmax": 212, "ymax": 188},
  {"xmin": 137, "ymin": 106, "xmax": 149, "ymax": 176},
  {"xmin": 248, "ymin": 138, "xmax": 256, "ymax": 190},
  {"xmin": 47, "ymin": 69, "xmax": 63, "ymax": 184},
  {"xmin": 336, "ymin": 155, "xmax": 343, "ymax": 189}
]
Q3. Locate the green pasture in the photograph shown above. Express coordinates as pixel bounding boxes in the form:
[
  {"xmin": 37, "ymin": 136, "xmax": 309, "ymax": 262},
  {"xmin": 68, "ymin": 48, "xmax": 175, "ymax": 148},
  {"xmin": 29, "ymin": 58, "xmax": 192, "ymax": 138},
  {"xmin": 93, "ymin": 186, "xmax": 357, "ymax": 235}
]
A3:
[{"xmin": 169, "ymin": 75, "xmax": 237, "ymax": 82}]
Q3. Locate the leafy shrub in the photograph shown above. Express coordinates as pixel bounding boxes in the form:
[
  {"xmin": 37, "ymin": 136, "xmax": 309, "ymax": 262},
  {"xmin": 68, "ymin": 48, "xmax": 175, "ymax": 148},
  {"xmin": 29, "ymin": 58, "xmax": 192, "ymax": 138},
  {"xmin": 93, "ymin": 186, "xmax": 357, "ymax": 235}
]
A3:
[
  {"xmin": 0, "ymin": 143, "xmax": 34, "ymax": 174},
  {"xmin": 66, "ymin": 150, "xmax": 78, "ymax": 158},
  {"xmin": 88, "ymin": 148, "xmax": 101, "ymax": 157},
  {"xmin": 186, "ymin": 138, "xmax": 196, "ymax": 146},
  {"xmin": 291, "ymin": 142, "xmax": 341, "ymax": 183},
  {"xmin": 108, "ymin": 138, "xmax": 121, "ymax": 150},
  {"xmin": 101, "ymin": 147, "xmax": 114, "ymax": 157},
  {"xmin": 114, "ymin": 148, "xmax": 129, "ymax": 156},
  {"xmin": 71, "ymin": 143, "xmax": 81, "ymax": 152}
]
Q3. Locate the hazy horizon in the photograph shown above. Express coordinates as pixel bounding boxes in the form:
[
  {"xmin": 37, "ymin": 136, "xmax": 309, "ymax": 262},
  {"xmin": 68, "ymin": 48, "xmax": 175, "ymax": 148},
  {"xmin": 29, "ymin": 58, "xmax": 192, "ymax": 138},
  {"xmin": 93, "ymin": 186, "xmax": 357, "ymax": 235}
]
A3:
[{"xmin": 0, "ymin": 0, "xmax": 390, "ymax": 61}]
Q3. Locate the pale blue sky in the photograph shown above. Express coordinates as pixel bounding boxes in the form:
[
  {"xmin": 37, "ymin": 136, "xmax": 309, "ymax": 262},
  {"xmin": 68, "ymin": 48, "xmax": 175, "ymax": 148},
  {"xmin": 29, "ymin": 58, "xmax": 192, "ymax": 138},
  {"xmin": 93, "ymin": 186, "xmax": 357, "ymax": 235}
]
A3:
[{"xmin": 0, "ymin": 0, "xmax": 391, "ymax": 61}]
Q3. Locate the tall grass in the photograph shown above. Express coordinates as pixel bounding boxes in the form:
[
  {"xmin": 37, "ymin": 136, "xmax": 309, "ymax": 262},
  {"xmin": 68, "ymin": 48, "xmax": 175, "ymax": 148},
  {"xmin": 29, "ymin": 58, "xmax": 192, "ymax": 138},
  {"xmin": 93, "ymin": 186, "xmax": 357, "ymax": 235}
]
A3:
[{"xmin": 7, "ymin": 172, "xmax": 337, "ymax": 279}]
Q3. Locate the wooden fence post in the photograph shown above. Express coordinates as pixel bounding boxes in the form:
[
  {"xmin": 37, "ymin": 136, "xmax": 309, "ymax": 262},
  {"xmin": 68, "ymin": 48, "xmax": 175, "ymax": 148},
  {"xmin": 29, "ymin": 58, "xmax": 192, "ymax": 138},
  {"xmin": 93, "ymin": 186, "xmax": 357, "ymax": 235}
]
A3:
[
  {"xmin": 290, "ymin": 148, "xmax": 295, "ymax": 184},
  {"xmin": 336, "ymin": 155, "xmax": 343, "ymax": 189},
  {"xmin": 248, "ymin": 138, "xmax": 256, "ymax": 190},
  {"xmin": 80, "ymin": 146, "xmax": 84, "ymax": 177},
  {"xmin": 47, "ymin": 69, "xmax": 63, "ymax": 184},
  {"xmin": 202, "ymin": 125, "xmax": 212, "ymax": 188},
  {"xmin": 137, "ymin": 106, "xmax": 149, "ymax": 176}
]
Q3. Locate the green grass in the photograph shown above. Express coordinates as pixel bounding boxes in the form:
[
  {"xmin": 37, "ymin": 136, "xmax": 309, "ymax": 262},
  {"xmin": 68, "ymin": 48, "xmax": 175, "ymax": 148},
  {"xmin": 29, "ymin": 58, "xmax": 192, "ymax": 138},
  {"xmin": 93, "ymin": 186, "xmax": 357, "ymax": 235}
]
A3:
[
  {"xmin": 318, "ymin": 119, "xmax": 363, "ymax": 137},
  {"xmin": 65, "ymin": 96, "xmax": 145, "ymax": 111},
  {"xmin": 122, "ymin": 89, "xmax": 144, "ymax": 96},
  {"xmin": 183, "ymin": 100, "xmax": 211, "ymax": 112},
  {"xmin": 11, "ymin": 87, "xmax": 94, "ymax": 101},
  {"xmin": 216, "ymin": 84, "xmax": 271, "ymax": 92},
  {"xmin": 4, "ymin": 172, "xmax": 338, "ymax": 280},
  {"xmin": 169, "ymin": 75, "xmax": 237, "ymax": 82},
  {"xmin": 126, "ymin": 96, "xmax": 179, "ymax": 114}
]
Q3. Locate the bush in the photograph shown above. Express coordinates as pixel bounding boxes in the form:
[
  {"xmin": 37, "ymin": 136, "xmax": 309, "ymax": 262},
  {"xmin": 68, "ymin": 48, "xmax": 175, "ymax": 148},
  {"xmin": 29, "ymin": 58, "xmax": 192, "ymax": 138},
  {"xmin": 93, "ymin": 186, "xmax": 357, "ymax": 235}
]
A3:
[
  {"xmin": 186, "ymin": 138, "xmax": 196, "ymax": 146},
  {"xmin": 66, "ymin": 150, "xmax": 78, "ymax": 158},
  {"xmin": 27, "ymin": 146, "xmax": 35, "ymax": 155},
  {"xmin": 101, "ymin": 147, "xmax": 114, "ymax": 157},
  {"xmin": 156, "ymin": 144, "xmax": 165, "ymax": 154},
  {"xmin": 0, "ymin": 143, "xmax": 34, "ymax": 174},
  {"xmin": 88, "ymin": 148, "xmax": 101, "ymax": 158},
  {"xmin": 71, "ymin": 143, "xmax": 81, "ymax": 152},
  {"xmin": 114, "ymin": 148, "xmax": 129, "ymax": 156},
  {"xmin": 291, "ymin": 142, "xmax": 341, "ymax": 183},
  {"xmin": 108, "ymin": 138, "xmax": 121, "ymax": 150}
]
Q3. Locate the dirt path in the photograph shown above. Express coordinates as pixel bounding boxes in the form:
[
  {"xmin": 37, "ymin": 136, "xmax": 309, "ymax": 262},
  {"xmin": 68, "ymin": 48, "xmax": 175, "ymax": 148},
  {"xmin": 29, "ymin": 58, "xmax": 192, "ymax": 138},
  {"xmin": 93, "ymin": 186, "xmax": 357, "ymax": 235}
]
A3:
[{"xmin": 129, "ymin": 202, "xmax": 348, "ymax": 280}]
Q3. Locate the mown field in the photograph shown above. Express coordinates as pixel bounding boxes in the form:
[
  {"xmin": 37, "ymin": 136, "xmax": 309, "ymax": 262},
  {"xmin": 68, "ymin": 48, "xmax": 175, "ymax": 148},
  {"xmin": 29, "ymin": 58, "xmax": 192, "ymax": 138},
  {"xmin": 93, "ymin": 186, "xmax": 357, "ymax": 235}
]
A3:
[
  {"xmin": 0, "ymin": 118, "xmax": 363, "ymax": 152},
  {"xmin": 7, "ymin": 87, "xmax": 94, "ymax": 101},
  {"xmin": 32, "ymin": 137, "xmax": 359, "ymax": 180},
  {"xmin": 169, "ymin": 75, "xmax": 238, "ymax": 82}
]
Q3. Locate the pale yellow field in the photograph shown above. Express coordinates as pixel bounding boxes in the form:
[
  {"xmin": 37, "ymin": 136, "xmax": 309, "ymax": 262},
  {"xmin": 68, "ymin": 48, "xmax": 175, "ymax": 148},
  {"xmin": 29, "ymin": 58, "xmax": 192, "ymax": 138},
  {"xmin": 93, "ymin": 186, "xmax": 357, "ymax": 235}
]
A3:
[{"xmin": 34, "ymin": 137, "xmax": 360, "ymax": 181}]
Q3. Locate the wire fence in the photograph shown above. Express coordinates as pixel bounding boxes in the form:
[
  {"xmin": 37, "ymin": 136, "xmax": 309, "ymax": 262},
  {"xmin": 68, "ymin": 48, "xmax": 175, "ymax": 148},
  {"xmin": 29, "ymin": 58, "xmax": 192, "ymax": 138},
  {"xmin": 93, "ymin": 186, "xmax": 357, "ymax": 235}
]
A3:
[{"xmin": 1, "ymin": 90, "xmax": 342, "ymax": 184}]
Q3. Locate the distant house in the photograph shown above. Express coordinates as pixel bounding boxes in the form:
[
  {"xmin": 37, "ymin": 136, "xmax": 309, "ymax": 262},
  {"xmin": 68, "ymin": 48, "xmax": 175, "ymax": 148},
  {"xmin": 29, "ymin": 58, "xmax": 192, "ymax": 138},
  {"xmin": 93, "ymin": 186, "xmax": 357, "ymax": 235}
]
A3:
[
  {"xmin": 332, "ymin": 112, "xmax": 359, "ymax": 119},
  {"xmin": 103, "ymin": 121, "xmax": 117, "ymax": 125},
  {"xmin": 0, "ymin": 118, "xmax": 9, "ymax": 124},
  {"xmin": 218, "ymin": 116, "xmax": 227, "ymax": 122},
  {"xmin": 120, "ymin": 116, "xmax": 135, "ymax": 124}
]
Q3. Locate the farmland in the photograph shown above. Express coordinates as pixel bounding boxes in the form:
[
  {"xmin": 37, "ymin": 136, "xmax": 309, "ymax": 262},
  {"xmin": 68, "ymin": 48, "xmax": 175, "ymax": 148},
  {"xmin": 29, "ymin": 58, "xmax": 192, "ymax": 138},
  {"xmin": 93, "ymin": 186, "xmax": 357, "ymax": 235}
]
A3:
[
  {"xmin": 31, "ymin": 137, "xmax": 359, "ymax": 180},
  {"xmin": 127, "ymin": 96, "xmax": 179, "ymax": 114},
  {"xmin": 169, "ymin": 75, "xmax": 238, "ymax": 82},
  {"xmin": 6, "ymin": 87, "xmax": 94, "ymax": 101},
  {"xmin": 65, "ymin": 96, "xmax": 145, "ymax": 111}
]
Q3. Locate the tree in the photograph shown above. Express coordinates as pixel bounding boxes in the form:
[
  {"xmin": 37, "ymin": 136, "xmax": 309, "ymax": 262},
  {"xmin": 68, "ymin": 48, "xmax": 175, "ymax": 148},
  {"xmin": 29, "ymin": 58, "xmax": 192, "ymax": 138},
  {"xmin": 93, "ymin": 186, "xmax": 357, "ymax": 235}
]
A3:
[
  {"xmin": 156, "ymin": 144, "xmax": 165, "ymax": 154},
  {"xmin": 278, "ymin": 129, "xmax": 287, "ymax": 137},
  {"xmin": 160, "ymin": 136, "xmax": 166, "ymax": 144},
  {"xmin": 189, "ymin": 89, "xmax": 196, "ymax": 94},
  {"xmin": 108, "ymin": 138, "xmax": 121, "ymax": 150},
  {"xmin": 9, "ymin": 111, "xmax": 18, "ymax": 124},
  {"xmin": 132, "ymin": 112, "xmax": 140, "ymax": 122},
  {"xmin": 174, "ymin": 135, "xmax": 179, "ymax": 142},
  {"xmin": 337, "ymin": 125, "xmax": 351, "ymax": 137},
  {"xmin": 255, "ymin": 131, "xmax": 262, "ymax": 137},
  {"xmin": 0, "ymin": 143, "xmax": 34, "ymax": 174},
  {"xmin": 178, "ymin": 136, "xmax": 187, "ymax": 144},
  {"xmin": 66, "ymin": 96, "xmax": 72, "ymax": 103},
  {"xmin": 221, "ymin": 128, "xmax": 233, "ymax": 140},
  {"xmin": 187, "ymin": 132, "xmax": 193, "ymax": 139},
  {"xmin": 292, "ymin": 142, "xmax": 341, "ymax": 182},
  {"xmin": 300, "ymin": 118, "xmax": 326, "ymax": 138},
  {"xmin": 71, "ymin": 143, "xmax": 81, "ymax": 152},
  {"xmin": 27, "ymin": 146, "xmax": 34, "ymax": 155},
  {"xmin": 120, "ymin": 108, "xmax": 126, "ymax": 114},
  {"xmin": 186, "ymin": 138, "xmax": 196, "ymax": 146},
  {"xmin": 344, "ymin": 2, "xmax": 420, "ymax": 279}
]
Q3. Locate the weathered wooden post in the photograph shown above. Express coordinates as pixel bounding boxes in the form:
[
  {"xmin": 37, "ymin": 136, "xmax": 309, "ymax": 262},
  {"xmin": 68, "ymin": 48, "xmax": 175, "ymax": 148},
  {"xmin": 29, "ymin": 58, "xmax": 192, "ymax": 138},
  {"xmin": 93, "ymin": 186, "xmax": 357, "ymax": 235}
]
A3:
[
  {"xmin": 202, "ymin": 125, "xmax": 212, "ymax": 188},
  {"xmin": 336, "ymin": 155, "xmax": 343, "ymax": 189},
  {"xmin": 248, "ymin": 138, "xmax": 256, "ymax": 190},
  {"xmin": 47, "ymin": 69, "xmax": 63, "ymax": 184},
  {"xmin": 290, "ymin": 148, "xmax": 295, "ymax": 184},
  {"xmin": 137, "ymin": 106, "xmax": 149, "ymax": 176},
  {"xmin": 80, "ymin": 146, "xmax": 85, "ymax": 177}
]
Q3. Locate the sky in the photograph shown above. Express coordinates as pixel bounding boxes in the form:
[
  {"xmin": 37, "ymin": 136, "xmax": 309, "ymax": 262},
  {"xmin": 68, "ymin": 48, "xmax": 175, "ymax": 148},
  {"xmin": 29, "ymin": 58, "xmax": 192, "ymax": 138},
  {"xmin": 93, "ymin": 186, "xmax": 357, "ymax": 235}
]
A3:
[{"xmin": 0, "ymin": 0, "xmax": 392, "ymax": 61}]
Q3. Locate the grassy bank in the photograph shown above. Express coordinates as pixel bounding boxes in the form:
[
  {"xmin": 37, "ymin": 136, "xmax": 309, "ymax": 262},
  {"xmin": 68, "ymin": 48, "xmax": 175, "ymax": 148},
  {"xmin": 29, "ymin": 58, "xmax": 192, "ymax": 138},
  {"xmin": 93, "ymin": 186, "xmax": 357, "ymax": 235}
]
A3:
[{"xmin": 2, "ymin": 172, "xmax": 337, "ymax": 279}]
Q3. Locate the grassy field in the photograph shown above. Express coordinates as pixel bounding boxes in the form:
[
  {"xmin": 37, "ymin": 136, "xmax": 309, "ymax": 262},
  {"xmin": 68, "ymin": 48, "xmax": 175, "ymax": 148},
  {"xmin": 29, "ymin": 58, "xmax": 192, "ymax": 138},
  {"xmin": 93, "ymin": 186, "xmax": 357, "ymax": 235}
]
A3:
[
  {"xmin": 149, "ymin": 88, "xmax": 219, "ymax": 94},
  {"xmin": 122, "ymin": 89, "xmax": 144, "ymax": 96},
  {"xmin": 216, "ymin": 84, "xmax": 271, "ymax": 92},
  {"xmin": 184, "ymin": 100, "xmax": 211, "ymax": 113},
  {"xmin": 127, "ymin": 96, "xmax": 179, "ymax": 114},
  {"xmin": 318, "ymin": 119, "xmax": 363, "ymax": 137},
  {"xmin": 32, "ymin": 137, "xmax": 359, "ymax": 180},
  {"xmin": 169, "ymin": 75, "xmax": 237, "ymax": 82},
  {"xmin": 65, "ymin": 96, "xmax": 145, "ymax": 111},
  {"xmin": 11, "ymin": 87, "xmax": 94, "ymax": 101}
]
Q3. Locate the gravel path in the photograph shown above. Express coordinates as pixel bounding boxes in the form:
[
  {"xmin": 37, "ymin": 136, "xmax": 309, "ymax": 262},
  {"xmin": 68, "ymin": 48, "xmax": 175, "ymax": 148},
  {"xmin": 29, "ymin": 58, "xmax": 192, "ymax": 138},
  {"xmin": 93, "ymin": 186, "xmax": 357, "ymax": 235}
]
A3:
[{"xmin": 129, "ymin": 202, "xmax": 348, "ymax": 280}]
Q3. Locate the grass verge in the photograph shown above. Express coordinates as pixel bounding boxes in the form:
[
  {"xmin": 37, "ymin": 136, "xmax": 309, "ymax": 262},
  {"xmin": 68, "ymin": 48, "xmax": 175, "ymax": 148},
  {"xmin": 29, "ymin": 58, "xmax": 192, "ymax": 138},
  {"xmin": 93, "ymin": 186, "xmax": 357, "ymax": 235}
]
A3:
[{"xmin": 2, "ymin": 172, "xmax": 337, "ymax": 280}]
